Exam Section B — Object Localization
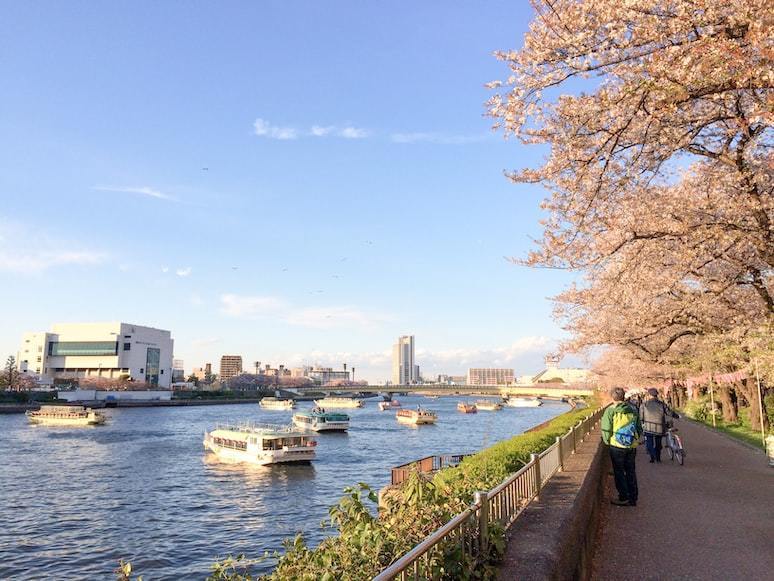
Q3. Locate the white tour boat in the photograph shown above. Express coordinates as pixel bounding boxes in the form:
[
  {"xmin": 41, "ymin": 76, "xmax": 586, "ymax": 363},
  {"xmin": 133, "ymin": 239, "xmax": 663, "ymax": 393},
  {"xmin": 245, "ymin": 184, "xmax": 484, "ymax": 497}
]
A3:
[
  {"xmin": 312, "ymin": 396, "xmax": 364, "ymax": 409},
  {"xmin": 203, "ymin": 423, "xmax": 317, "ymax": 465},
  {"xmin": 292, "ymin": 408, "xmax": 350, "ymax": 432},
  {"xmin": 475, "ymin": 400, "xmax": 503, "ymax": 411},
  {"xmin": 396, "ymin": 407, "xmax": 437, "ymax": 425},
  {"xmin": 504, "ymin": 397, "xmax": 543, "ymax": 408},
  {"xmin": 26, "ymin": 405, "xmax": 106, "ymax": 426},
  {"xmin": 378, "ymin": 399, "xmax": 401, "ymax": 411},
  {"xmin": 259, "ymin": 397, "xmax": 296, "ymax": 411}
]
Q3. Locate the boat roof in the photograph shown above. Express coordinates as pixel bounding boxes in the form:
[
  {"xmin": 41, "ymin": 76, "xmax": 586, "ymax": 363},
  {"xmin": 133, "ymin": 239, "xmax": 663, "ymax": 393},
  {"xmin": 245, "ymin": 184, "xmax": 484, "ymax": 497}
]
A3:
[
  {"xmin": 297, "ymin": 410, "xmax": 349, "ymax": 419},
  {"xmin": 209, "ymin": 423, "xmax": 307, "ymax": 439}
]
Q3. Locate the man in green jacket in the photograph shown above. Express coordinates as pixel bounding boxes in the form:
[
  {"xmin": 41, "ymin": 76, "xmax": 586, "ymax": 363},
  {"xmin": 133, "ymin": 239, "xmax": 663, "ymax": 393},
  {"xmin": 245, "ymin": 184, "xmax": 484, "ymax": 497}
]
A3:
[{"xmin": 601, "ymin": 387, "xmax": 643, "ymax": 506}]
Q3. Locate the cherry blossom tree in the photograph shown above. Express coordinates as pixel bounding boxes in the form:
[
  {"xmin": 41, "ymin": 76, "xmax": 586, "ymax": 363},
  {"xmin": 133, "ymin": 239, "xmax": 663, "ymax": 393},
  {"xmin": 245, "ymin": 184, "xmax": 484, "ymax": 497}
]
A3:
[{"xmin": 490, "ymin": 0, "xmax": 772, "ymax": 359}]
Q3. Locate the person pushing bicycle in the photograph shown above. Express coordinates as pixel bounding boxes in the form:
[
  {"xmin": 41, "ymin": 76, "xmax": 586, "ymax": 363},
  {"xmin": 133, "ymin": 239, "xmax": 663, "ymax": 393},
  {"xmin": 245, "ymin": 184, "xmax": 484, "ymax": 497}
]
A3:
[{"xmin": 640, "ymin": 388, "xmax": 680, "ymax": 463}]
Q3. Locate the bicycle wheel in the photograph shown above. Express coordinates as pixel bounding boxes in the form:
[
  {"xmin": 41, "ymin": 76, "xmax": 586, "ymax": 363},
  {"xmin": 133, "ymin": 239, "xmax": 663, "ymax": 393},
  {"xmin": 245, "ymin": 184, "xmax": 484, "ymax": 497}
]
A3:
[
  {"xmin": 666, "ymin": 444, "xmax": 674, "ymax": 461},
  {"xmin": 676, "ymin": 449, "xmax": 685, "ymax": 465}
]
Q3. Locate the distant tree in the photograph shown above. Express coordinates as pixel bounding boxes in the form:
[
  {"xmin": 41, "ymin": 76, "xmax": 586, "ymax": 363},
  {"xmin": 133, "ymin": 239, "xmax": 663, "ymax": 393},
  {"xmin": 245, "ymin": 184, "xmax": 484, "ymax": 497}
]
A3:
[
  {"xmin": 186, "ymin": 374, "xmax": 200, "ymax": 387},
  {"xmin": 4, "ymin": 356, "xmax": 19, "ymax": 391}
]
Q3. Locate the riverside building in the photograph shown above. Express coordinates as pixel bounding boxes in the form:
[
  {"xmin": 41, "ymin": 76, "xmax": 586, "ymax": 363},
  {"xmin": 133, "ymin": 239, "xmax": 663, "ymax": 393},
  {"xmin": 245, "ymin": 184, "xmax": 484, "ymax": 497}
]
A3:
[
  {"xmin": 392, "ymin": 335, "xmax": 419, "ymax": 385},
  {"xmin": 219, "ymin": 355, "xmax": 243, "ymax": 383},
  {"xmin": 467, "ymin": 368, "xmax": 515, "ymax": 386},
  {"xmin": 17, "ymin": 322, "xmax": 174, "ymax": 387}
]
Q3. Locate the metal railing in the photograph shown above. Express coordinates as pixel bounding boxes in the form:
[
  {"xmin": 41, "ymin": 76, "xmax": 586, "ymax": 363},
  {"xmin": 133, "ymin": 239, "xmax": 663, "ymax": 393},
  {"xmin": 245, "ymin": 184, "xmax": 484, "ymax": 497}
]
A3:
[
  {"xmin": 391, "ymin": 454, "xmax": 470, "ymax": 486},
  {"xmin": 374, "ymin": 406, "xmax": 605, "ymax": 580}
]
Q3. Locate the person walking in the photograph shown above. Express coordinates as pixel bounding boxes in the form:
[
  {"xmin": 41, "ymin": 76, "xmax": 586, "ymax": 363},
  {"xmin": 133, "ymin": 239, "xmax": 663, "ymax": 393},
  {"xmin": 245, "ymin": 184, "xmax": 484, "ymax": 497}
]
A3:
[
  {"xmin": 640, "ymin": 387, "xmax": 680, "ymax": 463},
  {"xmin": 601, "ymin": 387, "xmax": 642, "ymax": 506}
]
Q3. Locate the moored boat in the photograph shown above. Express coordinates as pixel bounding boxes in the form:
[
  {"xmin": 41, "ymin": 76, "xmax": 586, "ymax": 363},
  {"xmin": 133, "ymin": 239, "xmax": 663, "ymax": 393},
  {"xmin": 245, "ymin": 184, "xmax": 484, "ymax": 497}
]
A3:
[
  {"xmin": 396, "ymin": 407, "xmax": 437, "ymax": 425},
  {"xmin": 203, "ymin": 423, "xmax": 316, "ymax": 465},
  {"xmin": 293, "ymin": 408, "xmax": 350, "ymax": 432},
  {"xmin": 475, "ymin": 400, "xmax": 503, "ymax": 411},
  {"xmin": 26, "ymin": 405, "xmax": 106, "ymax": 426},
  {"xmin": 313, "ymin": 396, "xmax": 363, "ymax": 409},
  {"xmin": 378, "ymin": 399, "xmax": 401, "ymax": 411},
  {"xmin": 457, "ymin": 402, "xmax": 477, "ymax": 413},
  {"xmin": 259, "ymin": 397, "xmax": 296, "ymax": 410},
  {"xmin": 504, "ymin": 397, "xmax": 543, "ymax": 408}
]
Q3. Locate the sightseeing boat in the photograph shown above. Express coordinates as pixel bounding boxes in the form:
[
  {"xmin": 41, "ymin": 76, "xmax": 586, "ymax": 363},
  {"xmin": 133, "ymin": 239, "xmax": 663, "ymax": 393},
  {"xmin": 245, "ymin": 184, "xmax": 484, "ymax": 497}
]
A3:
[
  {"xmin": 26, "ymin": 405, "xmax": 106, "ymax": 426},
  {"xmin": 475, "ymin": 400, "xmax": 503, "ymax": 411},
  {"xmin": 292, "ymin": 408, "xmax": 350, "ymax": 432},
  {"xmin": 312, "ymin": 396, "xmax": 364, "ymax": 409},
  {"xmin": 504, "ymin": 397, "xmax": 543, "ymax": 408},
  {"xmin": 396, "ymin": 407, "xmax": 437, "ymax": 425},
  {"xmin": 457, "ymin": 402, "xmax": 477, "ymax": 414},
  {"xmin": 378, "ymin": 399, "xmax": 402, "ymax": 411},
  {"xmin": 259, "ymin": 397, "xmax": 296, "ymax": 411},
  {"xmin": 203, "ymin": 423, "xmax": 316, "ymax": 465}
]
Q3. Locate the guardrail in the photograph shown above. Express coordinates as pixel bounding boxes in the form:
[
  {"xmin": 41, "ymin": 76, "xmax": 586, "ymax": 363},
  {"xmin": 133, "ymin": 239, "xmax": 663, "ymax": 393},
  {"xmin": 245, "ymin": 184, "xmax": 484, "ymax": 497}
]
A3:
[{"xmin": 373, "ymin": 406, "xmax": 605, "ymax": 580}]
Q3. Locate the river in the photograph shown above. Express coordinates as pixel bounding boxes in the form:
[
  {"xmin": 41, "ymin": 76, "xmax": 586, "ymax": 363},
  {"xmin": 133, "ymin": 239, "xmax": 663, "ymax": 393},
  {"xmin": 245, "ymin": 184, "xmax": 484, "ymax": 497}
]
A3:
[{"xmin": 0, "ymin": 396, "xmax": 569, "ymax": 579}]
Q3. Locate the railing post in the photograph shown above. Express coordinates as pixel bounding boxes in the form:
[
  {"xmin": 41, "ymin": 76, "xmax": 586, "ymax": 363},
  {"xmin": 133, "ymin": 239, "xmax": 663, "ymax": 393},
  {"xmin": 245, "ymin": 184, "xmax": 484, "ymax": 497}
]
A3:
[
  {"xmin": 474, "ymin": 490, "xmax": 489, "ymax": 557},
  {"xmin": 556, "ymin": 436, "xmax": 563, "ymax": 471},
  {"xmin": 531, "ymin": 453, "xmax": 541, "ymax": 499},
  {"xmin": 570, "ymin": 425, "xmax": 577, "ymax": 454}
]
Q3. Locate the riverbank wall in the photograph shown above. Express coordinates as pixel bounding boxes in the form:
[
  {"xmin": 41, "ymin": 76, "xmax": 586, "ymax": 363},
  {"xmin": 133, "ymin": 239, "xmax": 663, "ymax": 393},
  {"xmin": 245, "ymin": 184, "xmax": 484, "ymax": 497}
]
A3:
[{"xmin": 496, "ymin": 423, "xmax": 606, "ymax": 580}]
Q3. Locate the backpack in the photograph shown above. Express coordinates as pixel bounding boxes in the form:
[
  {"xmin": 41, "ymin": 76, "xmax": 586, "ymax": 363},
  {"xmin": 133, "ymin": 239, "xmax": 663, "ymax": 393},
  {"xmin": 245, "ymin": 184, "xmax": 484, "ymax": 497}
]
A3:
[{"xmin": 611, "ymin": 405, "xmax": 639, "ymax": 448}]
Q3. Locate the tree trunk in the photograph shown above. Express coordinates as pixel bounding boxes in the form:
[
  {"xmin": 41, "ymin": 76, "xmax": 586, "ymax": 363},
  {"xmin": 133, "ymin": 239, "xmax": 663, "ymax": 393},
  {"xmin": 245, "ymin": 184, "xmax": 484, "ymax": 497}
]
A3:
[
  {"xmin": 717, "ymin": 385, "xmax": 738, "ymax": 423},
  {"xmin": 737, "ymin": 379, "xmax": 769, "ymax": 432}
]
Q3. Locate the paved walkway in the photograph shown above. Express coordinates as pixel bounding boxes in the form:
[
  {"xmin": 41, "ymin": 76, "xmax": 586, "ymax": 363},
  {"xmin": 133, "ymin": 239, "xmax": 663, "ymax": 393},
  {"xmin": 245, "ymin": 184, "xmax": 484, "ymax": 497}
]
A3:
[{"xmin": 592, "ymin": 420, "xmax": 773, "ymax": 581}]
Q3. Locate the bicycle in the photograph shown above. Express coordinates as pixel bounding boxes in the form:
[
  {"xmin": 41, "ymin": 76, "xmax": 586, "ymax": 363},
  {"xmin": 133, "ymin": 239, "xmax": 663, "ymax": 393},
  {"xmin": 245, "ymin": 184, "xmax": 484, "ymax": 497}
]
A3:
[{"xmin": 664, "ymin": 425, "xmax": 685, "ymax": 465}]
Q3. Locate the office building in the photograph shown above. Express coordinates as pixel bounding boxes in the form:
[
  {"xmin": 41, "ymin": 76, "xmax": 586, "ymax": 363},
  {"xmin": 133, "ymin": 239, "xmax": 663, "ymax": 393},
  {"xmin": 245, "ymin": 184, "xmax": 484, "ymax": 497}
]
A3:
[
  {"xmin": 17, "ymin": 322, "xmax": 174, "ymax": 387},
  {"xmin": 172, "ymin": 359, "xmax": 185, "ymax": 382},
  {"xmin": 392, "ymin": 335, "xmax": 419, "ymax": 385},
  {"xmin": 467, "ymin": 368, "xmax": 514, "ymax": 386},
  {"xmin": 219, "ymin": 355, "xmax": 243, "ymax": 383}
]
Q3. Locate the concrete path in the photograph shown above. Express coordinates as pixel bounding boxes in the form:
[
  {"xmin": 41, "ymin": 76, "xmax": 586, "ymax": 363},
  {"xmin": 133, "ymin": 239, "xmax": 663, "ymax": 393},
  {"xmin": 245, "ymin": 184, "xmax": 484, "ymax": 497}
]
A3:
[{"xmin": 592, "ymin": 420, "xmax": 773, "ymax": 581}]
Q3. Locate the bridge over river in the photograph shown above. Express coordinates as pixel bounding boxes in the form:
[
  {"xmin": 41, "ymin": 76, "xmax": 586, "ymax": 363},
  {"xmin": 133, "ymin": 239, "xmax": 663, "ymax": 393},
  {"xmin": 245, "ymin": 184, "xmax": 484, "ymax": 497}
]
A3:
[{"xmin": 291, "ymin": 382, "xmax": 595, "ymax": 399}]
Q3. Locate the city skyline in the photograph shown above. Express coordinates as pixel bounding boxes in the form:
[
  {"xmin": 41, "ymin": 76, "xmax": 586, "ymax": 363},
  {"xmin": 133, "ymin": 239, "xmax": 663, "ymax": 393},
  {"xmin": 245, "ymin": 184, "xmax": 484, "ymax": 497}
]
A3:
[{"xmin": 0, "ymin": 2, "xmax": 582, "ymax": 382}]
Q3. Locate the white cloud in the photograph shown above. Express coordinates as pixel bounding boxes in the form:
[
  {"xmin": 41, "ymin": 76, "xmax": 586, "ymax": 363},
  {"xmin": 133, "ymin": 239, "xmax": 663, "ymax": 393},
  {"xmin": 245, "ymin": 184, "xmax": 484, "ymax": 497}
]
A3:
[
  {"xmin": 416, "ymin": 337, "xmax": 552, "ymax": 368},
  {"xmin": 390, "ymin": 132, "xmax": 489, "ymax": 145},
  {"xmin": 220, "ymin": 293, "xmax": 287, "ymax": 319},
  {"xmin": 175, "ymin": 266, "xmax": 192, "ymax": 277},
  {"xmin": 219, "ymin": 293, "xmax": 388, "ymax": 329},
  {"xmin": 337, "ymin": 126, "xmax": 368, "ymax": 139},
  {"xmin": 161, "ymin": 266, "xmax": 170, "ymax": 273},
  {"xmin": 189, "ymin": 293, "xmax": 204, "ymax": 306},
  {"xmin": 285, "ymin": 306, "xmax": 389, "ymax": 329},
  {"xmin": 255, "ymin": 118, "xmax": 368, "ymax": 140},
  {"xmin": 253, "ymin": 118, "xmax": 298, "ymax": 140},
  {"xmin": 93, "ymin": 185, "xmax": 177, "ymax": 201},
  {"xmin": 310, "ymin": 125, "xmax": 335, "ymax": 137},
  {"xmin": 0, "ymin": 220, "xmax": 107, "ymax": 274}
]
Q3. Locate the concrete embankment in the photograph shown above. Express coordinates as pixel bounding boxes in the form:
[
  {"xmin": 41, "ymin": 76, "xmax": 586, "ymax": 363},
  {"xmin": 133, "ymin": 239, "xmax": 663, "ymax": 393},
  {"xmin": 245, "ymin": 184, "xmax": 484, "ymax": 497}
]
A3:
[{"xmin": 496, "ymin": 424, "xmax": 605, "ymax": 580}]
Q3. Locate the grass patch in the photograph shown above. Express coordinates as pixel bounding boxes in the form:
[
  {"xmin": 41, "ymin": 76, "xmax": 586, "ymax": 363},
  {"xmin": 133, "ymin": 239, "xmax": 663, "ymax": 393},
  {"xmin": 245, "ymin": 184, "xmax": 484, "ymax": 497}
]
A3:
[{"xmin": 689, "ymin": 416, "xmax": 766, "ymax": 450}]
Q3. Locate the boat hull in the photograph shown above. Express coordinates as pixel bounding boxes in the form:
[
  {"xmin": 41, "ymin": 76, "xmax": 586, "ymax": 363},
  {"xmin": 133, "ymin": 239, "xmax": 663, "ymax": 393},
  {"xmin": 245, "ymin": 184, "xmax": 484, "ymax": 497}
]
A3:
[
  {"xmin": 292, "ymin": 416, "xmax": 349, "ymax": 432},
  {"xmin": 203, "ymin": 439, "xmax": 315, "ymax": 465},
  {"xmin": 26, "ymin": 410, "xmax": 106, "ymax": 426}
]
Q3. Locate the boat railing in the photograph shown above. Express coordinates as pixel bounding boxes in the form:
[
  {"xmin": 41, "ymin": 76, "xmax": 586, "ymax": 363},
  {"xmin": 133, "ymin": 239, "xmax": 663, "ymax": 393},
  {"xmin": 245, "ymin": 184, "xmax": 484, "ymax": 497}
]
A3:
[
  {"xmin": 374, "ymin": 405, "xmax": 606, "ymax": 580},
  {"xmin": 213, "ymin": 422, "xmax": 298, "ymax": 434}
]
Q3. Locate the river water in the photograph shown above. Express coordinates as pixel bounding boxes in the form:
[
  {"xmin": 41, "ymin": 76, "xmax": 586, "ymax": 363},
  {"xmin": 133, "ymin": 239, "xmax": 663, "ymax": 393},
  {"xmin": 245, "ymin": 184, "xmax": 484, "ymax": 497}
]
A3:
[{"xmin": 0, "ymin": 396, "xmax": 569, "ymax": 580}]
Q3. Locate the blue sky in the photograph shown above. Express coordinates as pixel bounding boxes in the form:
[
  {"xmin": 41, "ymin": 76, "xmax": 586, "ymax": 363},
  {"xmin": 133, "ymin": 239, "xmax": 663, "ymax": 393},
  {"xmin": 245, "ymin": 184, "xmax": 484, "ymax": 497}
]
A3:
[{"xmin": 0, "ymin": 1, "xmax": 584, "ymax": 381}]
